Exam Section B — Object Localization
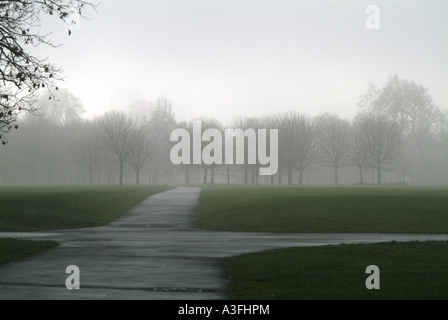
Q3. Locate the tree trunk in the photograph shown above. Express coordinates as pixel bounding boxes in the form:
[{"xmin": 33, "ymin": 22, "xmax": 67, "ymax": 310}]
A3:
[
  {"xmin": 271, "ymin": 175, "xmax": 274, "ymax": 186},
  {"xmin": 359, "ymin": 166, "xmax": 363, "ymax": 185},
  {"xmin": 334, "ymin": 165, "xmax": 338, "ymax": 185},
  {"xmin": 119, "ymin": 160, "xmax": 124, "ymax": 185},
  {"xmin": 89, "ymin": 168, "xmax": 93, "ymax": 185},
  {"xmin": 278, "ymin": 170, "xmax": 282, "ymax": 185},
  {"xmin": 288, "ymin": 168, "xmax": 292, "ymax": 185},
  {"xmin": 377, "ymin": 166, "xmax": 381, "ymax": 185},
  {"xmin": 136, "ymin": 168, "xmax": 140, "ymax": 185},
  {"xmin": 298, "ymin": 168, "xmax": 303, "ymax": 185},
  {"xmin": 244, "ymin": 166, "xmax": 248, "ymax": 184}
]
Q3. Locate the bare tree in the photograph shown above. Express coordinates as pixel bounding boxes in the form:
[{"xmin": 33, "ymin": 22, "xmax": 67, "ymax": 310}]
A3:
[
  {"xmin": 36, "ymin": 88, "xmax": 85, "ymax": 126},
  {"xmin": 223, "ymin": 123, "xmax": 234, "ymax": 185},
  {"xmin": 269, "ymin": 114, "xmax": 284, "ymax": 185},
  {"xmin": 127, "ymin": 126, "xmax": 155, "ymax": 185},
  {"xmin": 99, "ymin": 111, "xmax": 139, "ymax": 185},
  {"xmin": 69, "ymin": 120, "xmax": 102, "ymax": 184},
  {"xmin": 316, "ymin": 113, "xmax": 350, "ymax": 184},
  {"xmin": 277, "ymin": 112, "xmax": 319, "ymax": 185},
  {"xmin": 172, "ymin": 121, "xmax": 195, "ymax": 184},
  {"xmin": 237, "ymin": 117, "xmax": 262, "ymax": 185},
  {"xmin": 295, "ymin": 114, "xmax": 319, "ymax": 185},
  {"xmin": 196, "ymin": 117, "xmax": 222, "ymax": 184},
  {"xmin": 347, "ymin": 121, "xmax": 368, "ymax": 185},
  {"xmin": 0, "ymin": 0, "xmax": 96, "ymax": 144},
  {"xmin": 148, "ymin": 99, "xmax": 176, "ymax": 184},
  {"xmin": 277, "ymin": 112, "xmax": 298, "ymax": 185},
  {"xmin": 261, "ymin": 115, "xmax": 278, "ymax": 186},
  {"xmin": 358, "ymin": 75, "xmax": 443, "ymax": 181},
  {"xmin": 355, "ymin": 113, "xmax": 403, "ymax": 184},
  {"xmin": 228, "ymin": 116, "xmax": 253, "ymax": 184}
]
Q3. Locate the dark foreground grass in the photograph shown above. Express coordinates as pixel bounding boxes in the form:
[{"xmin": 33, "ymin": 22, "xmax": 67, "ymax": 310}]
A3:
[
  {"xmin": 0, "ymin": 185, "xmax": 172, "ymax": 266},
  {"xmin": 0, "ymin": 184, "xmax": 173, "ymax": 231},
  {"xmin": 225, "ymin": 241, "xmax": 448, "ymax": 300},
  {"xmin": 196, "ymin": 186, "xmax": 448, "ymax": 233},
  {"xmin": 0, "ymin": 238, "xmax": 59, "ymax": 266}
]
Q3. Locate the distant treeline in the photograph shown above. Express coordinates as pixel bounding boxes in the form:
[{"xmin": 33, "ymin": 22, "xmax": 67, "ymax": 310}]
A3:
[{"xmin": 1, "ymin": 75, "xmax": 447, "ymax": 185}]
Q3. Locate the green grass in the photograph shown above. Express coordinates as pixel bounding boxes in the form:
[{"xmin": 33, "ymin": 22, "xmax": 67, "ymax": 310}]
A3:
[
  {"xmin": 196, "ymin": 186, "xmax": 448, "ymax": 233},
  {"xmin": 0, "ymin": 184, "xmax": 173, "ymax": 266},
  {"xmin": 199, "ymin": 186, "xmax": 448, "ymax": 299},
  {"xmin": 0, "ymin": 184, "xmax": 174, "ymax": 231},
  {"xmin": 225, "ymin": 241, "xmax": 448, "ymax": 300},
  {"xmin": 0, "ymin": 238, "xmax": 59, "ymax": 266}
]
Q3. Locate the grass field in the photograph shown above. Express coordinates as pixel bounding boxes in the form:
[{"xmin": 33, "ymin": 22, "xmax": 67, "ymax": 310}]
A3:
[
  {"xmin": 224, "ymin": 241, "xmax": 448, "ymax": 299},
  {"xmin": 197, "ymin": 185, "xmax": 448, "ymax": 299},
  {"xmin": 2, "ymin": 184, "xmax": 447, "ymax": 299},
  {"xmin": 0, "ymin": 238, "xmax": 59, "ymax": 267},
  {"xmin": 196, "ymin": 185, "xmax": 448, "ymax": 233},
  {"xmin": 0, "ymin": 184, "xmax": 173, "ymax": 267},
  {"xmin": 0, "ymin": 184, "xmax": 173, "ymax": 231}
]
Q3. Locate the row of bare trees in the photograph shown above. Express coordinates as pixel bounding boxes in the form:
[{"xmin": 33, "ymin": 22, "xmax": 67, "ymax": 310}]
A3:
[
  {"xmin": 69, "ymin": 99, "xmax": 174, "ymax": 185},
  {"xmin": 0, "ymin": 75, "xmax": 447, "ymax": 185},
  {"xmin": 0, "ymin": 93, "xmax": 175, "ymax": 185},
  {"xmin": 173, "ymin": 111, "xmax": 406, "ymax": 186},
  {"xmin": 69, "ymin": 113, "xmax": 154, "ymax": 185}
]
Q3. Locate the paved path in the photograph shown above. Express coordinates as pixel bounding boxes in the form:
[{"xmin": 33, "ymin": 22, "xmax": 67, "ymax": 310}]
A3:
[{"xmin": 1, "ymin": 187, "xmax": 448, "ymax": 300}]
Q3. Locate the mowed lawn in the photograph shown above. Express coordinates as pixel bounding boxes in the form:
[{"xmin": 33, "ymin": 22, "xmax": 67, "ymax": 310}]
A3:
[
  {"xmin": 0, "ymin": 238, "xmax": 59, "ymax": 267},
  {"xmin": 0, "ymin": 185, "xmax": 174, "ymax": 232},
  {"xmin": 0, "ymin": 184, "xmax": 173, "ymax": 266},
  {"xmin": 197, "ymin": 185, "xmax": 448, "ymax": 299},
  {"xmin": 224, "ymin": 241, "xmax": 448, "ymax": 300},
  {"xmin": 196, "ymin": 186, "xmax": 448, "ymax": 233}
]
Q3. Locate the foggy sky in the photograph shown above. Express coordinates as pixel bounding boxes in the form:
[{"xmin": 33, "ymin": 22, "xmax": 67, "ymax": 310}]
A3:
[{"xmin": 34, "ymin": 0, "xmax": 448, "ymax": 122}]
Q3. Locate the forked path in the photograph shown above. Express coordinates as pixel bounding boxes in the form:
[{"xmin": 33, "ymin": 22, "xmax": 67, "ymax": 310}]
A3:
[{"xmin": 1, "ymin": 187, "xmax": 448, "ymax": 300}]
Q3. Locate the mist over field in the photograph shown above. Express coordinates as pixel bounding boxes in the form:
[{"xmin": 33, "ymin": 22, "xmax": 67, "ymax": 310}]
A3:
[{"xmin": 1, "ymin": 78, "xmax": 446, "ymax": 186}]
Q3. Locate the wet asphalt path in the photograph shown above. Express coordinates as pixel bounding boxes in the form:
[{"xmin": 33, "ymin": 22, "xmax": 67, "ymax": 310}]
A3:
[{"xmin": 1, "ymin": 187, "xmax": 447, "ymax": 300}]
